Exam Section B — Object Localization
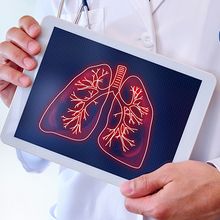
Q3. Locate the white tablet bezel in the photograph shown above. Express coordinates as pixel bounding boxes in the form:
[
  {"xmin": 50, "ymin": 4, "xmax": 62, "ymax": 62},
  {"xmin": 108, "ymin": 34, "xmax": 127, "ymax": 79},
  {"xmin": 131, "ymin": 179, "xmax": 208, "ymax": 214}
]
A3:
[{"xmin": 0, "ymin": 16, "xmax": 216, "ymax": 186}]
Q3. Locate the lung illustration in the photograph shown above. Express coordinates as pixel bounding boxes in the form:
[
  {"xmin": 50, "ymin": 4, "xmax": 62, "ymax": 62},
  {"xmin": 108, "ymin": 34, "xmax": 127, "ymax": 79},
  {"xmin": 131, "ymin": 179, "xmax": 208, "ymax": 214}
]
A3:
[
  {"xmin": 39, "ymin": 64, "xmax": 113, "ymax": 140},
  {"xmin": 98, "ymin": 75, "xmax": 153, "ymax": 169},
  {"xmin": 39, "ymin": 64, "xmax": 154, "ymax": 169}
]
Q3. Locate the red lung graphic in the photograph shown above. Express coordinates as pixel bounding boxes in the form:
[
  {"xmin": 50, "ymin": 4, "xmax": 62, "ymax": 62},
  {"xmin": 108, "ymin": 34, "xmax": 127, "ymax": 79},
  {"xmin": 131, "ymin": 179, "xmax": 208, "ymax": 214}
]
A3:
[
  {"xmin": 98, "ymin": 76, "xmax": 153, "ymax": 169},
  {"xmin": 39, "ymin": 64, "xmax": 113, "ymax": 141},
  {"xmin": 39, "ymin": 64, "xmax": 154, "ymax": 169}
]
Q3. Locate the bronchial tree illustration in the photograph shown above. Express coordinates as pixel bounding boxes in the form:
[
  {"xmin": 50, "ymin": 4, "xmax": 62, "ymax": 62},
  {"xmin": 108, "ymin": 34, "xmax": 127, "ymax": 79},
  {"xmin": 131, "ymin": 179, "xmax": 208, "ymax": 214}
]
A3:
[
  {"xmin": 39, "ymin": 64, "xmax": 154, "ymax": 169},
  {"xmin": 102, "ymin": 86, "xmax": 150, "ymax": 153},
  {"xmin": 61, "ymin": 67, "xmax": 110, "ymax": 135}
]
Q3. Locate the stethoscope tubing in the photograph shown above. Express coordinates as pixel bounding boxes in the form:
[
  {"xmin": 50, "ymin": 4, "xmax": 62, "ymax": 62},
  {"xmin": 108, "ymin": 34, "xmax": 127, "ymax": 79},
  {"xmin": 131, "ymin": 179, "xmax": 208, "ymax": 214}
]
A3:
[
  {"xmin": 57, "ymin": 0, "xmax": 65, "ymax": 18},
  {"xmin": 57, "ymin": 0, "xmax": 91, "ymax": 29}
]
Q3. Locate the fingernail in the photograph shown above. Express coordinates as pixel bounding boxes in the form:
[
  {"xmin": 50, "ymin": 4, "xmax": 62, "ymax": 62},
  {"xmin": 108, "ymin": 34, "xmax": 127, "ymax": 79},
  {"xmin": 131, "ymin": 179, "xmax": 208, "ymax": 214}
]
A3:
[
  {"xmin": 28, "ymin": 41, "xmax": 39, "ymax": 53},
  {"xmin": 120, "ymin": 181, "xmax": 133, "ymax": 195},
  {"xmin": 29, "ymin": 24, "xmax": 40, "ymax": 37},
  {"xmin": 23, "ymin": 57, "xmax": 36, "ymax": 69},
  {"xmin": 19, "ymin": 75, "xmax": 31, "ymax": 87}
]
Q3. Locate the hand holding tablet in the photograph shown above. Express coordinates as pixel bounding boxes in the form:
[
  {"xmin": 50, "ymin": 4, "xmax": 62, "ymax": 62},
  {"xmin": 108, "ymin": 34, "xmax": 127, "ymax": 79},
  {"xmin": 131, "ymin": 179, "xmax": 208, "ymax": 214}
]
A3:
[{"xmin": 1, "ymin": 16, "xmax": 216, "ymax": 185}]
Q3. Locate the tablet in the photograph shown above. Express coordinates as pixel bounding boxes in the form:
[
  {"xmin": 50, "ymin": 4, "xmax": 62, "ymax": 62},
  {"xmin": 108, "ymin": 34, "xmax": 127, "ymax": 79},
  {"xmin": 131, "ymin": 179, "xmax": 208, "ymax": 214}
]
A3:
[{"xmin": 1, "ymin": 16, "xmax": 216, "ymax": 186}]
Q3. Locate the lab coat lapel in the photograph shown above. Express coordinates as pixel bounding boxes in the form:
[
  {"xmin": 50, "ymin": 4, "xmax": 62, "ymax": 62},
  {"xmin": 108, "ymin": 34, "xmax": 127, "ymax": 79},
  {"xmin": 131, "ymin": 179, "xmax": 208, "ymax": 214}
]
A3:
[
  {"xmin": 151, "ymin": 0, "xmax": 166, "ymax": 13},
  {"xmin": 129, "ymin": 0, "xmax": 153, "ymax": 29},
  {"xmin": 129, "ymin": 0, "xmax": 158, "ymax": 52}
]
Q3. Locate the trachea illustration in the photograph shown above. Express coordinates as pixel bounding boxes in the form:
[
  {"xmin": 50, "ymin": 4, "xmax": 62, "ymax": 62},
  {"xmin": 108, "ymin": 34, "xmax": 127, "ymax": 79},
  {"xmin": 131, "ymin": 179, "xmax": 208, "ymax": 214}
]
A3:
[{"xmin": 39, "ymin": 64, "xmax": 154, "ymax": 169}]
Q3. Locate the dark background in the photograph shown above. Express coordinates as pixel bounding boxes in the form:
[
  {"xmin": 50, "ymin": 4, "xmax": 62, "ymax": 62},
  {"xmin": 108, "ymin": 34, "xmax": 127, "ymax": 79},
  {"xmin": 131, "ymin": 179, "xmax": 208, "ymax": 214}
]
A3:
[{"xmin": 15, "ymin": 27, "xmax": 201, "ymax": 179}]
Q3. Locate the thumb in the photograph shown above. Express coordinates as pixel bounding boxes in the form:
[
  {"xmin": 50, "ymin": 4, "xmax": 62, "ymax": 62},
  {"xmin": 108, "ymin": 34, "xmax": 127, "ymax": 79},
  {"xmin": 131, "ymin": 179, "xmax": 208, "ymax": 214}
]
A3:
[{"xmin": 120, "ymin": 163, "xmax": 173, "ymax": 198}]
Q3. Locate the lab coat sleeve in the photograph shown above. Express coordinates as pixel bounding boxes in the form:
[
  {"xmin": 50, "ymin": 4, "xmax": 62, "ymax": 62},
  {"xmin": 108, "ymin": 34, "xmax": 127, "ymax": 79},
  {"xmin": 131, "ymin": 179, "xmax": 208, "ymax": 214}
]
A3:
[
  {"xmin": 208, "ymin": 158, "xmax": 220, "ymax": 172},
  {"xmin": 16, "ymin": 150, "xmax": 49, "ymax": 173}
]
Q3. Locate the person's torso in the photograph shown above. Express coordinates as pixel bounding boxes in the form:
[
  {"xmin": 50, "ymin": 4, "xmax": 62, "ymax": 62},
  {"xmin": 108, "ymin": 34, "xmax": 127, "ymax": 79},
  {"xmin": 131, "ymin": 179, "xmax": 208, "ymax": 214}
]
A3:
[{"xmin": 34, "ymin": 1, "xmax": 220, "ymax": 219}]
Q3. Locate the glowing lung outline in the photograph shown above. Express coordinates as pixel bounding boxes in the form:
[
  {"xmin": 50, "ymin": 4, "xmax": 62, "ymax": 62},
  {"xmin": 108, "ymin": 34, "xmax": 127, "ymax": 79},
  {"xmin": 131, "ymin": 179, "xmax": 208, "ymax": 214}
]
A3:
[
  {"xmin": 98, "ymin": 75, "xmax": 154, "ymax": 169},
  {"xmin": 39, "ymin": 64, "xmax": 154, "ymax": 169},
  {"xmin": 39, "ymin": 64, "xmax": 113, "ymax": 141}
]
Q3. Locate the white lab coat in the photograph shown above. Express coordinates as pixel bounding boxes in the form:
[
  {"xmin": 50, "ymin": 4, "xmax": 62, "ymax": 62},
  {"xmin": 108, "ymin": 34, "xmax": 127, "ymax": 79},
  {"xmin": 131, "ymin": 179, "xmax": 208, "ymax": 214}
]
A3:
[{"xmin": 18, "ymin": 0, "xmax": 220, "ymax": 219}]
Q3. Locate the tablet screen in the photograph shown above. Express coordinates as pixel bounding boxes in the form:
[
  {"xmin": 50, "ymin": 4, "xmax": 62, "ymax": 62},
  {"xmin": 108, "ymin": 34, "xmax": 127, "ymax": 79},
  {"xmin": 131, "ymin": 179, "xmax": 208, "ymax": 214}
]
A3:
[{"xmin": 15, "ymin": 27, "xmax": 201, "ymax": 179}]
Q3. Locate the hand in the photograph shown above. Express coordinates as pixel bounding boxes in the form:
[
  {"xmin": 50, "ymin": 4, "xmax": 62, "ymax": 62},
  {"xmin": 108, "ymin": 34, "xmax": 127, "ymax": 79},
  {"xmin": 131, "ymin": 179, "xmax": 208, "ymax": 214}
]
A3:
[
  {"xmin": 0, "ymin": 16, "xmax": 41, "ymax": 107},
  {"xmin": 120, "ymin": 161, "xmax": 220, "ymax": 220}
]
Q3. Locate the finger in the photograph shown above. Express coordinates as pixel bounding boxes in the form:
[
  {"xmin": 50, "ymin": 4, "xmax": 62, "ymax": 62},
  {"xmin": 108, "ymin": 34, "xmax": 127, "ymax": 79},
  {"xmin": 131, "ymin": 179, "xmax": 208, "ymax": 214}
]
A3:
[
  {"xmin": 124, "ymin": 195, "xmax": 157, "ymax": 217},
  {"xmin": 0, "ymin": 41, "xmax": 37, "ymax": 70},
  {"xmin": 0, "ymin": 80, "xmax": 10, "ymax": 92},
  {"xmin": 19, "ymin": 16, "xmax": 41, "ymax": 38},
  {"xmin": 120, "ymin": 163, "xmax": 174, "ymax": 198},
  {"xmin": 0, "ymin": 84, "xmax": 16, "ymax": 107},
  {"xmin": 0, "ymin": 64, "xmax": 32, "ymax": 88},
  {"xmin": 6, "ymin": 27, "xmax": 41, "ymax": 55},
  {"xmin": 0, "ymin": 55, "xmax": 9, "ymax": 65},
  {"xmin": 125, "ymin": 195, "xmax": 169, "ymax": 219}
]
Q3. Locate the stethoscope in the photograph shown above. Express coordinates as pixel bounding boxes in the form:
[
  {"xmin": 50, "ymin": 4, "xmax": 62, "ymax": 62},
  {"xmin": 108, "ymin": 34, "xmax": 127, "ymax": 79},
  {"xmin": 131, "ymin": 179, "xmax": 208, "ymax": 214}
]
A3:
[{"xmin": 57, "ymin": 0, "xmax": 91, "ymax": 29}]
